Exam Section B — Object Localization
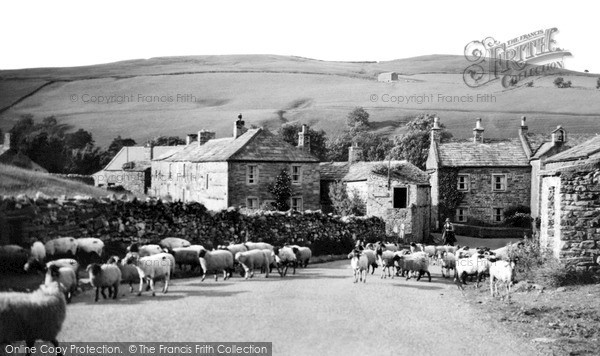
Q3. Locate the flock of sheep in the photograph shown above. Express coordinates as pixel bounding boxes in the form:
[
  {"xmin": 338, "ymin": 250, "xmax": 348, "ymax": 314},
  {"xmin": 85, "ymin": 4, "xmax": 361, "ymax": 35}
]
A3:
[
  {"xmin": 0, "ymin": 236, "xmax": 313, "ymax": 354},
  {"xmin": 347, "ymin": 241, "xmax": 522, "ymax": 300}
]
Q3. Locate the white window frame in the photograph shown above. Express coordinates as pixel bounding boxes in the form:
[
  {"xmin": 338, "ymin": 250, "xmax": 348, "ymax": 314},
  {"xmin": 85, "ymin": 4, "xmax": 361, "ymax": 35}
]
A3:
[
  {"xmin": 457, "ymin": 174, "xmax": 470, "ymax": 191},
  {"xmin": 247, "ymin": 165, "xmax": 258, "ymax": 185},
  {"xmin": 291, "ymin": 165, "xmax": 302, "ymax": 185},
  {"xmin": 492, "ymin": 207, "xmax": 503, "ymax": 223},
  {"xmin": 246, "ymin": 196, "xmax": 259, "ymax": 210},
  {"xmin": 291, "ymin": 196, "xmax": 303, "ymax": 211},
  {"xmin": 205, "ymin": 173, "xmax": 209, "ymax": 190},
  {"xmin": 491, "ymin": 174, "xmax": 507, "ymax": 191},
  {"xmin": 456, "ymin": 207, "xmax": 468, "ymax": 222}
]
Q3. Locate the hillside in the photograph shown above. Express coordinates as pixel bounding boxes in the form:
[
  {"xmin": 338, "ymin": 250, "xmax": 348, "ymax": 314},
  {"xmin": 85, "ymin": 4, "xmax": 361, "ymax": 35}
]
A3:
[
  {"xmin": 0, "ymin": 54, "xmax": 598, "ymax": 147},
  {"xmin": 0, "ymin": 164, "xmax": 116, "ymax": 198}
]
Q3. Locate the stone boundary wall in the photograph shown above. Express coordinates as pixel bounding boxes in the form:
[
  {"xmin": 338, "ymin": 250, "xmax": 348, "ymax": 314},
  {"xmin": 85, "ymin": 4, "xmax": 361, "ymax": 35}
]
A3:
[{"xmin": 0, "ymin": 196, "xmax": 386, "ymax": 257}]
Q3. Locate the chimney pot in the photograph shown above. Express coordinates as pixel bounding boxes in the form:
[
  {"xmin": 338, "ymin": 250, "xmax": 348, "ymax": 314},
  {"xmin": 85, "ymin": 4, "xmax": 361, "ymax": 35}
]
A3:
[
  {"xmin": 198, "ymin": 130, "xmax": 215, "ymax": 146},
  {"xmin": 297, "ymin": 124, "xmax": 310, "ymax": 153},
  {"xmin": 473, "ymin": 118, "xmax": 484, "ymax": 143},
  {"xmin": 348, "ymin": 144, "xmax": 363, "ymax": 164}
]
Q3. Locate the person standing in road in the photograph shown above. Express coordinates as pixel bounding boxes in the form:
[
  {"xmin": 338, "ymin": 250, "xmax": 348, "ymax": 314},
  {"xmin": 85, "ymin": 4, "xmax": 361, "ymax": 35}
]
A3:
[{"xmin": 442, "ymin": 218, "xmax": 456, "ymax": 246}]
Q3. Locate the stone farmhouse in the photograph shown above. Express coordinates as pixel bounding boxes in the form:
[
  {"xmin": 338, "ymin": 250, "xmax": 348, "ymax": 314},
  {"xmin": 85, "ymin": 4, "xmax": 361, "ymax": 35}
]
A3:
[
  {"xmin": 539, "ymin": 135, "xmax": 600, "ymax": 270},
  {"xmin": 92, "ymin": 144, "xmax": 183, "ymax": 194},
  {"xmin": 151, "ymin": 119, "xmax": 320, "ymax": 211},
  {"xmin": 320, "ymin": 144, "xmax": 431, "ymax": 242}
]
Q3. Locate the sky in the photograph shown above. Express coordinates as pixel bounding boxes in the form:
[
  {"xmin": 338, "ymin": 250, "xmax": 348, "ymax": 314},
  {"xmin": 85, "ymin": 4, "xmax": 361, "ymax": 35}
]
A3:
[{"xmin": 1, "ymin": 0, "xmax": 597, "ymax": 73}]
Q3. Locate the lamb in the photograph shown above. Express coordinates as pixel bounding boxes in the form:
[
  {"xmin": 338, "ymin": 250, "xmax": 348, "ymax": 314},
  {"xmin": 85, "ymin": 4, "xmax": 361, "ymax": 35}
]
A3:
[
  {"xmin": 439, "ymin": 252, "xmax": 456, "ymax": 278},
  {"xmin": 171, "ymin": 245, "xmax": 204, "ymax": 272},
  {"xmin": 0, "ymin": 281, "xmax": 66, "ymax": 356},
  {"xmin": 45, "ymin": 264, "xmax": 77, "ymax": 303},
  {"xmin": 290, "ymin": 245, "xmax": 312, "ymax": 268},
  {"xmin": 127, "ymin": 243, "xmax": 163, "ymax": 257},
  {"xmin": 235, "ymin": 250, "xmax": 270, "ymax": 279},
  {"xmin": 30, "ymin": 241, "xmax": 46, "ymax": 263},
  {"xmin": 86, "ymin": 263, "xmax": 122, "ymax": 302},
  {"xmin": 272, "ymin": 246, "xmax": 298, "ymax": 277},
  {"xmin": 347, "ymin": 249, "xmax": 369, "ymax": 283},
  {"xmin": 454, "ymin": 252, "xmax": 490, "ymax": 289},
  {"xmin": 45, "ymin": 237, "xmax": 78, "ymax": 258},
  {"xmin": 123, "ymin": 252, "xmax": 172, "ymax": 296},
  {"xmin": 489, "ymin": 258, "xmax": 517, "ymax": 300},
  {"xmin": 160, "ymin": 237, "xmax": 191, "ymax": 251},
  {"xmin": 0, "ymin": 244, "xmax": 30, "ymax": 273},
  {"xmin": 106, "ymin": 256, "xmax": 141, "ymax": 293},
  {"xmin": 244, "ymin": 242, "xmax": 274, "ymax": 251},
  {"xmin": 393, "ymin": 251, "xmax": 431, "ymax": 282},
  {"xmin": 198, "ymin": 249, "xmax": 234, "ymax": 282}
]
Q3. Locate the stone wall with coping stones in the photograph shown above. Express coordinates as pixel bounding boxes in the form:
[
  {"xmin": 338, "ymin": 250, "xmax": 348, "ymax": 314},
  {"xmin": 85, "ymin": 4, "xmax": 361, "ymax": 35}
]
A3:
[{"xmin": 0, "ymin": 196, "xmax": 385, "ymax": 257}]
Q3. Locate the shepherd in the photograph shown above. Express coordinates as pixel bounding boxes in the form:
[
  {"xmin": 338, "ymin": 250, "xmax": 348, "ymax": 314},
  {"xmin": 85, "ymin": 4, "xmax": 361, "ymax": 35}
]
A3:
[{"xmin": 442, "ymin": 218, "xmax": 456, "ymax": 246}]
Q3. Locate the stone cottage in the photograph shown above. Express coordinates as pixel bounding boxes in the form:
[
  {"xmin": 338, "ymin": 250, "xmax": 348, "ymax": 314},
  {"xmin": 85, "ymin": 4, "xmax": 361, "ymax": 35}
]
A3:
[
  {"xmin": 320, "ymin": 145, "xmax": 431, "ymax": 242},
  {"xmin": 93, "ymin": 144, "xmax": 183, "ymax": 194},
  {"xmin": 426, "ymin": 117, "xmax": 532, "ymax": 228},
  {"xmin": 539, "ymin": 135, "xmax": 600, "ymax": 270},
  {"xmin": 151, "ymin": 119, "xmax": 320, "ymax": 211}
]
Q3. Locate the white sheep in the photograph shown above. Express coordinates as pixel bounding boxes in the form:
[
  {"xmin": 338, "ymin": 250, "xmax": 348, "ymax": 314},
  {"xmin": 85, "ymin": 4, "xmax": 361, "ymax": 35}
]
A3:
[
  {"xmin": 45, "ymin": 264, "xmax": 77, "ymax": 303},
  {"xmin": 198, "ymin": 249, "xmax": 234, "ymax": 282},
  {"xmin": 124, "ymin": 252, "xmax": 172, "ymax": 296},
  {"xmin": 440, "ymin": 252, "xmax": 456, "ymax": 278},
  {"xmin": 30, "ymin": 241, "xmax": 46, "ymax": 262},
  {"xmin": 221, "ymin": 243, "xmax": 248, "ymax": 256},
  {"xmin": 361, "ymin": 249, "xmax": 378, "ymax": 275},
  {"xmin": 76, "ymin": 237, "xmax": 104, "ymax": 257},
  {"xmin": 491, "ymin": 242, "xmax": 524, "ymax": 261},
  {"xmin": 107, "ymin": 256, "xmax": 142, "ymax": 294},
  {"xmin": 47, "ymin": 259, "xmax": 80, "ymax": 276},
  {"xmin": 347, "ymin": 249, "xmax": 369, "ymax": 283},
  {"xmin": 244, "ymin": 242, "xmax": 274, "ymax": 251},
  {"xmin": 489, "ymin": 259, "xmax": 517, "ymax": 300},
  {"xmin": 393, "ymin": 251, "xmax": 431, "ymax": 282},
  {"xmin": 290, "ymin": 245, "xmax": 312, "ymax": 268},
  {"xmin": 235, "ymin": 250, "xmax": 270, "ymax": 279},
  {"xmin": 160, "ymin": 237, "xmax": 191, "ymax": 251},
  {"xmin": 454, "ymin": 253, "xmax": 490, "ymax": 289},
  {"xmin": 272, "ymin": 246, "xmax": 298, "ymax": 277},
  {"xmin": 172, "ymin": 245, "xmax": 204, "ymax": 272},
  {"xmin": 0, "ymin": 281, "xmax": 66, "ymax": 354},
  {"xmin": 127, "ymin": 243, "xmax": 163, "ymax": 257},
  {"xmin": 409, "ymin": 242, "xmax": 424, "ymax": 253},
  {"xmin": 375, "ymin": 241, "xmax": 399, "ymax": 252},
  {"xmin": 45, "ymin": 237, "xmax": 78, "ymax": 258},
  {"xmin": 86, "ymin": 263, "xmax": 122, "ymax": 302},
  {"xmin": 376, "ymin": 249, "xmax": 396, "ymax": 279}
]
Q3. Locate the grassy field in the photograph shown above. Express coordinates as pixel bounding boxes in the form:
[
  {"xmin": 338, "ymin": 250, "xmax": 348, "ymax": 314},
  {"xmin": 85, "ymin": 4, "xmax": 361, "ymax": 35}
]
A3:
[
  {"xmin": 0, "ymin": 54, "xmax": 599, "ymax": 147},
  {"xmin": 0, "ymin": 163, "xmax": 116, "ymax": 198}
]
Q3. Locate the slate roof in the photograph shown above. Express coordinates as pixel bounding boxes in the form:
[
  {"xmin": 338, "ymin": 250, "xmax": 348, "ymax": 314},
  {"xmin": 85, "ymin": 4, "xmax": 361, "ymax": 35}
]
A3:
[
  {"xmin": 437, "ymin": 140, "xmax": 529, "ymax": 167},
  {"xmin": 545, "ymin": 135, "xmax": 600, "ymax": 163},
  {"xmin": 157, "ymin": 129, "xmax": 319, "ymax": 163},
  {"xmin": 103, "ymin": 145, "xmax": 185, "ymax": 171},
  {"xmin": 319, "ymin": 160, "xmax": 429, "ymax": 184}
]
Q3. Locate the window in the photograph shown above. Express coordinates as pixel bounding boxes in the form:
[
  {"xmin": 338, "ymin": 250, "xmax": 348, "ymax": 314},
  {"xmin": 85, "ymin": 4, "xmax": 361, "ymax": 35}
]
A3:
[
  {"xmin": 493, "ymin": 208, "xmax": 503, "ymax": 222},
  {"xmin": 291, "ymin": 197, "xmax": 303, "ymax": 211},
  {"xmin": 205, "ymin": 174, "xmax": 209, "ymax": 189},
  {"xmin": 457, "ymin": 174, "xmax": 470, "ymax": 191},
  {"xmin": 168, "ymin": 164, "xmax": 172, "ymax": 179},
  {"xmin": 246, "ymin": 197, "xmax": 259, "ymax": 209},
  {"xmin": 247, "ymin": 165, "xmax": 258, "ymax": 184},
  {"xmin": 456, "ymin": 207, "xmax": 467, "ymax": 222},
  {"xmin": 393, "ymin": 187, "xmax": 408, "ymax": 209},
  {"xmin": 492, "ymin": 174, "xmax": 507, "ymax": 191},
  {"xmin": 291, "ymin": 165, "xmax": 301, "ymax": 184}
]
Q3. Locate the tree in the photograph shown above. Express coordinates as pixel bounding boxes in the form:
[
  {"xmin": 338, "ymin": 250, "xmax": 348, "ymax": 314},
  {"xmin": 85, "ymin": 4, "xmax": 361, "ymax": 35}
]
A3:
[
  {"xmin": 328, "ymin": 181, "xmax": 366, "ymax": 216},
  {"xmin": 553, "ymin": 77, "xmax": 572, "ymax": 88},
  {"xmin": 64, "ymin": 129, "xmax": 94, "ymax": 150},
  {"xmin": 277, "ymin": 123, "xmax": 328, "ymax": 161},
  {"xmin": 101, "ymin": 136, "xmax": 137, "ymax": 166},
  {"xmin": 9, "ymin": 114, "xmax": 35, "ymax": 150},
  {"xmin": 390, "ymin": 114, "xmax": 453, "ymax": 169},
  {"xmin": 346, "ymin": 107, "xmax": 370, "ymax": 129},
  {"xmin": 267, "ymin": 169, "xmax": 292, "ymax": 211},
  {"xmin": 65, "ymin": 144, "xmax": 103, "ymax": 174},
  {"xmin": 150, "ymin": 136, "xmax": 185, "ymax": 146}
]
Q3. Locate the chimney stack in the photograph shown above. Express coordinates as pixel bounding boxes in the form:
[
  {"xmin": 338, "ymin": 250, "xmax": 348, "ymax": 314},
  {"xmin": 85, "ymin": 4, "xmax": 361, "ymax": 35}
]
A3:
[
  {"xmin": 144, "ymin": 141, "xmax": 154, "ymax": 161},
  {"xmin": 348, "ymin": 142, "xmax": 363, "ymax": 164},
  {"xmin": 430, "ymin": 116, "xmax": 441, "ymax": 144},
  {"xmin": 186, "ymin": 134, "xmax": 198, "ymax": 146},
  {"xmin": 519, "ymin": 116, "xmax": 528, "ymax": 135},
  {"xmin": 233, "ymin": 113, "xmax": 248, "ymax": 139},
  {"xmin": 3, "ymin": 133, "xmax": 10, "ymax": 150},
  {"xmin": 473, "ymin": 118, "xmax": 484, "ymax": 143},
  {"xmin": 198, "ymin": 130, "xmax": 216, "ymax": 146},
  {"xmin": 297, "ymin": 124, "xmax": 310, "ymax": 153},
  {"xmin": 551, "ymin": 125, "xmax": 566, "ymax": 146}
]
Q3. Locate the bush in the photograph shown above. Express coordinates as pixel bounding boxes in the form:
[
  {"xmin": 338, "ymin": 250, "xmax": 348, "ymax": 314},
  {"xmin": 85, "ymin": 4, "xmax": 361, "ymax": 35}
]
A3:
[
  {"xmin": 525, "ymin": 81, "xmax": 533, "ymax": 87},
  {"xmin": 503, "ymin": 205, "xmax": 532, "ymax": 228},
  {"xmin": 553, "ymin": 77, "xmax": 572, "ymax": 88}
]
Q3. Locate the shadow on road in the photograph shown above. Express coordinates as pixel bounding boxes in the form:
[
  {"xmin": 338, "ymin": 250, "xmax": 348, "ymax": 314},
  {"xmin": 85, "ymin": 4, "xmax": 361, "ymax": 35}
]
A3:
[
  {"xmin": 71, "ymin": 287, "xmax": 247, "ymax": 305},
  {"xmin": 390, "ymin": 283, "xmax": 444, "ymax": 290}
]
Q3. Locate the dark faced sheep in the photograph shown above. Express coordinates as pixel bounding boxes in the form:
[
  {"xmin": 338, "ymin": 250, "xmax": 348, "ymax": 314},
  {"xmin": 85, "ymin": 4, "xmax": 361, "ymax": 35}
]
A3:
[
  {"xmin": 0, "ymin": 281, "xmax": 66, "ymax": 356},
  {"xmin": 86, "ymin": 263, "xmax": 122, "ymax": 302},
  {"xmin": 45, "ymin": 264, "xmax": 77, "ymax": 303},
  {"xmin": 347, "ymin": 249, "xmax": 369, "ymax": 283}
]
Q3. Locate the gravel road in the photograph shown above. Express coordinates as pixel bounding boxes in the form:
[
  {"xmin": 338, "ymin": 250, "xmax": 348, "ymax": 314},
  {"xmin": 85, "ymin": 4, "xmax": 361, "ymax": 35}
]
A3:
[{"xmin": 60, "ymin": 260, "xmax": 539, "ymax": 356}]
